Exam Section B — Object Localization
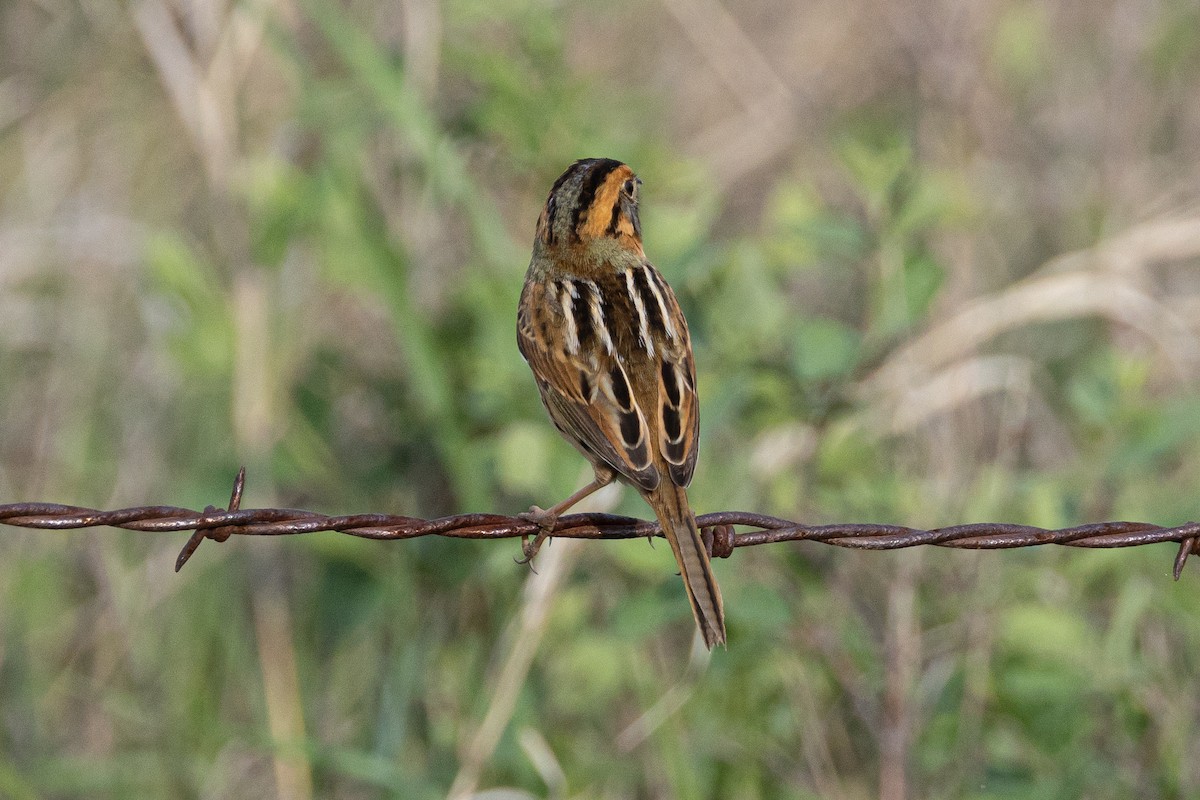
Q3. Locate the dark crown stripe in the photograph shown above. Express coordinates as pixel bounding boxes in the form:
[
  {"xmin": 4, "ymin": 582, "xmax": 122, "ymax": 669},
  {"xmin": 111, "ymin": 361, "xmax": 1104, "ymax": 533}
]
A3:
[{"xmin": 570, "ymin": 159, "xmax": 624, "ymax": 238}]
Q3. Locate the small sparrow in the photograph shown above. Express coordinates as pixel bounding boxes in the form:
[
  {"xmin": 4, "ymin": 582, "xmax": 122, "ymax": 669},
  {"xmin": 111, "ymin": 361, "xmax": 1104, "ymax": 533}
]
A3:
[{"xmin": 516, "ymin": 158, "xmax": 726, "ymax": 648}]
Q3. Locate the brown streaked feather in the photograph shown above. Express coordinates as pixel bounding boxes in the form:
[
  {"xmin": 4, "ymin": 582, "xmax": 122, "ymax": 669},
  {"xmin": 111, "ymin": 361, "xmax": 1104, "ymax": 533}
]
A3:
[
  {"xmin": 643, "ymin": 267, "xmax": 699, "ymax": 488},
  {"xmin": 518, "ymin": 276, "xmax": 660, "ymax": 491},
  {"xmin": 518, "ymin": 258, "xmax": 700, "ymax": 492}
]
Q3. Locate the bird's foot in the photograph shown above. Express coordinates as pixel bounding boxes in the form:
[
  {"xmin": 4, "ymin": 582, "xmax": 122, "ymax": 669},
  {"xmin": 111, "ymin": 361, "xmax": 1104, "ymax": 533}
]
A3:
[{"xmin": 516, "ymin": 505, "xmax": 557, "ymax": 565}]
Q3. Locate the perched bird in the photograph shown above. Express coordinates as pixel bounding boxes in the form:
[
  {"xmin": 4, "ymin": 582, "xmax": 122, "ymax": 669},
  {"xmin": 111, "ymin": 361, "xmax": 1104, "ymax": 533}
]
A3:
[{"xmin": 516, "ymin": 158, "xmax": 726, "ymax": 648}]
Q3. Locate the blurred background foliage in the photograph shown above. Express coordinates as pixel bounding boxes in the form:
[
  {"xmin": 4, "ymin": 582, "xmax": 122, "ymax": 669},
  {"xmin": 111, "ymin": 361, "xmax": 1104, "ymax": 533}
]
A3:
[{"xmin": 2, "ymin": 0, "xmax": 1200, "ymax": 797}]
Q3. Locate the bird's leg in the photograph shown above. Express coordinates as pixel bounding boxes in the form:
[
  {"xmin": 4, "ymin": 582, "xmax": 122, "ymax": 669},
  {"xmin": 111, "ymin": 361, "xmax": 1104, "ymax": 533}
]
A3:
[{"xmin": 517, "ymin": 476, "xmax": 612, "ymax": 564}]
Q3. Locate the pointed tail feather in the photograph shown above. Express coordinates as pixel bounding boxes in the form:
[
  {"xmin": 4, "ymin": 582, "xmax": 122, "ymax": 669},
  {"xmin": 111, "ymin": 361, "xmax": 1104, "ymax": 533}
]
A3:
[{"xmin": 647, "ymin": 483, "xmax": 726, "ymax": 648}]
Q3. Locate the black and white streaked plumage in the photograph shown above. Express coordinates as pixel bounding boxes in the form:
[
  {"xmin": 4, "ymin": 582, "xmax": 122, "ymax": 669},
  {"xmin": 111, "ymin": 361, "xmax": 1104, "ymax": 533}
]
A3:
[{"xmin": 517, "ymin": 158, "xmax": 725, "ymax": 648}]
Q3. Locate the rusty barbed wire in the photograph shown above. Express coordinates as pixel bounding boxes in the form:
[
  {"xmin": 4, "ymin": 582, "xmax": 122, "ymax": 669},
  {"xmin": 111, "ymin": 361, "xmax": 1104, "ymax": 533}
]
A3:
[{"xmin": 1, "ymin": 468, "xmax": 1198, "ymax": 578}]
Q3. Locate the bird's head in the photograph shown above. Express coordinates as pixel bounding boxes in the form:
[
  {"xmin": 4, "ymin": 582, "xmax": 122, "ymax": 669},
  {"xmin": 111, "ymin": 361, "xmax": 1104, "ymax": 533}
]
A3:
[{"xmin": 535, "ymin": 158, "xmax": 644, "ymax": 256}]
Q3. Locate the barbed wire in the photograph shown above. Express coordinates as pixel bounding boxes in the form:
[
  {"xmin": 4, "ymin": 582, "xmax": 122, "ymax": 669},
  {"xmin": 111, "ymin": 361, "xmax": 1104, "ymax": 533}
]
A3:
[{"xmin": 1, "ymin": 468, "xmax": 1198, "ymax": 578}]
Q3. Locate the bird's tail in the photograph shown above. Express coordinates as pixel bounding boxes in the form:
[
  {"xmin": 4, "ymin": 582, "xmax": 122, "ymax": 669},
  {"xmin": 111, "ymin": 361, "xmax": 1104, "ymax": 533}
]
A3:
[{"xmin": 647, "ymin": 482, "xmax": 726, "ymax": 648}]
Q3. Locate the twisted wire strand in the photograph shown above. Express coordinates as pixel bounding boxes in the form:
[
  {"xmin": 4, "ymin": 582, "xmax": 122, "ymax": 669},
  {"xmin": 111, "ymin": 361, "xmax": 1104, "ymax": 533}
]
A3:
[{"xmin": 1, "ymin": 469, "xmax": 1197, "ymax": 577}]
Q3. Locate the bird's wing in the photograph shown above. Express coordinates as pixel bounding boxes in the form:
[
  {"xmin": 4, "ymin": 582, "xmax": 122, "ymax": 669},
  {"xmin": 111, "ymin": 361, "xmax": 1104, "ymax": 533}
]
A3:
[{"xmin": 518, "ymin": 276, "xmax": 661, "ymax": 491}]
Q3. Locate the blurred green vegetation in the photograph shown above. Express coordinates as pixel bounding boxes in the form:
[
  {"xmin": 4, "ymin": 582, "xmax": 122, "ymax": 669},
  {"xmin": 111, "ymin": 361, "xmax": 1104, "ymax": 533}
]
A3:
[{"xmin": 2, "ymin": 0, "xmax": 1200, "ymax": 798}]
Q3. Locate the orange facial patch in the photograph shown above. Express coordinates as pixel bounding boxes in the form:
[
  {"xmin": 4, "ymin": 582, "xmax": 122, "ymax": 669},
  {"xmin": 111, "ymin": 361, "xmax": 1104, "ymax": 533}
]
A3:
[{"xmin": 578, "ymin": 165, "xmax": 636, "ymax": 239}]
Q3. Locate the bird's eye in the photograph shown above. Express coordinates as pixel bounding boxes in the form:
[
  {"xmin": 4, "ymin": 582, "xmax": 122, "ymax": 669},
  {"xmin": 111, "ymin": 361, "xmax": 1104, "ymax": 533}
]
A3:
[{"xmin": 622, "ymin": 179, "xmax": 636, "ymax": 197}]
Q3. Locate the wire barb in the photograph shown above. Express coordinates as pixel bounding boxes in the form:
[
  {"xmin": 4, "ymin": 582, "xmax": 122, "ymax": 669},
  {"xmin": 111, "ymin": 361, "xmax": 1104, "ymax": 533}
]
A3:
[
  {"xmin": 0, "ymin": 470, "xmax": 1196, "ymax": 579},
  {"xmin": 1173, "ymin": 529, "xmax": 1200, "ymax": 580},
  {"xmin": 174, "ymin": 466, "xmax": 246, "ymax": 572}
]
